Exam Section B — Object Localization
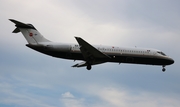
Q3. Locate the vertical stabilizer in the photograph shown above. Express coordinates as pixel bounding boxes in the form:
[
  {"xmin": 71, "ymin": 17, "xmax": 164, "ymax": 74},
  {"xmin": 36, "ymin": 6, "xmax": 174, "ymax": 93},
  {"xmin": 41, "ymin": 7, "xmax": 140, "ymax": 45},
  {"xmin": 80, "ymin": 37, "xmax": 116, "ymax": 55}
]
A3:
[{"xmin": 9, "ymin": 19, "xmax": 50, "ymax": 44}]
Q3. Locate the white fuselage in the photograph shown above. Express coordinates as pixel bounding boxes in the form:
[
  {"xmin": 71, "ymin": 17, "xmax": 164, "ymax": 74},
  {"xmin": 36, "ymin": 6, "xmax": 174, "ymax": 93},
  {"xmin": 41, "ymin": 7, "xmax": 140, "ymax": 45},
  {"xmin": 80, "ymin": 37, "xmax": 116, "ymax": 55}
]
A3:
[{"xmin": 27, "ymin": 42, "xmax": 174, "ymax": 67}]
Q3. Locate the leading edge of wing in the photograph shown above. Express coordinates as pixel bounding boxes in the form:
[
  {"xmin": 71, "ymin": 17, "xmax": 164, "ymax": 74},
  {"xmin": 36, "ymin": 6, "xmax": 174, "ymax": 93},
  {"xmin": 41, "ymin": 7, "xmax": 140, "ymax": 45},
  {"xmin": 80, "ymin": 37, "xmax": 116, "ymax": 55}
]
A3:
[{"xmin": 74, "ymin": 37, "xmax": 111, "ymax": 59}]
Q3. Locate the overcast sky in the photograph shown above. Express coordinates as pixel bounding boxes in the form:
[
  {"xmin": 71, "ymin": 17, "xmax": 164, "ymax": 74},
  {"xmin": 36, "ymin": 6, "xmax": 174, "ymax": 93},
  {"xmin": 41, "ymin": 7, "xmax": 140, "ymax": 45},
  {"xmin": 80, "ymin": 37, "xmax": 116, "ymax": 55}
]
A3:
[{"xmin": 0, "ymin": 0, "xmax": 180, "ymax": 107}]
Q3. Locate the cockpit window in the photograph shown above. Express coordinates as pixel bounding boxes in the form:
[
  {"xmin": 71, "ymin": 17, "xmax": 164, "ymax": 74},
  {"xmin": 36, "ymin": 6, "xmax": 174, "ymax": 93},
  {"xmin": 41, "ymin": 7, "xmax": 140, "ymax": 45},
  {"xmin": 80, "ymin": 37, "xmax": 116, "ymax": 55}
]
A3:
[{"xmin": 157, "ymin": 51, "xmax": 166, "ymax": 56}]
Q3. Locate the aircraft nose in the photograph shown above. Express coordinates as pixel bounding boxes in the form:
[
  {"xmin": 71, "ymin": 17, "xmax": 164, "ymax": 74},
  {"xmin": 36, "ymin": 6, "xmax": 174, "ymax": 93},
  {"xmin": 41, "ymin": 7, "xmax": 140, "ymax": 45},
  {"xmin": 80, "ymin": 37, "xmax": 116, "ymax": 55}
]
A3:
[{"xmin": 169, "ymin": 58, "xmax": 174, "ymax": 65}]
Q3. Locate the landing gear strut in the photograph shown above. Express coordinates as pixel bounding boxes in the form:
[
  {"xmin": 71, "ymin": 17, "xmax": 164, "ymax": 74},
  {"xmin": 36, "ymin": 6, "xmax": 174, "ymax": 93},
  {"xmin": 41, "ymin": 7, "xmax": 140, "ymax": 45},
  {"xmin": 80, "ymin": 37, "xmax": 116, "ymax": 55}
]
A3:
[
  {"xmin": 162, "ymin": 66, "xmax": 166, "ymax": 72},
  {"xmin": 87, "ymin": 65, "xmax": 92, "ymax": 70}
]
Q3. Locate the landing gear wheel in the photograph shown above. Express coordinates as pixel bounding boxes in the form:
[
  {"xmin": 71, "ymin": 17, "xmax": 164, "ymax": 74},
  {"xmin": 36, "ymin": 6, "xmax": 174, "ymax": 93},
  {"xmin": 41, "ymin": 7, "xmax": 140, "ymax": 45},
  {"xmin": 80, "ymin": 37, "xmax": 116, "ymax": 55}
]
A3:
[
  {"xmin": 162, "ymin": 65, "xmax": 166, "ymax": 72},
  {"xmin": 162, "ymin": 67, "xmax": 166, "ymax": 72},
  {"xmin": 87, "ymin": 65, "xmax": 92, "ymax": 70}
]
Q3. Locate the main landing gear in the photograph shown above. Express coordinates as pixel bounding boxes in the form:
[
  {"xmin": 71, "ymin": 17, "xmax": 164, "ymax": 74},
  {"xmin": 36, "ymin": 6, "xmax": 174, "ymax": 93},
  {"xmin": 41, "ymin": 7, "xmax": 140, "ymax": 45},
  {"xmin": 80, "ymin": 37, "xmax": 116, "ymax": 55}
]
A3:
[
  {"xmin": 162, "ymin": 65, "xmax": 166, "ymax": 72},
  {"xmin": 87, "ymin": 64, "xmax": 92, "ymax": 70}
]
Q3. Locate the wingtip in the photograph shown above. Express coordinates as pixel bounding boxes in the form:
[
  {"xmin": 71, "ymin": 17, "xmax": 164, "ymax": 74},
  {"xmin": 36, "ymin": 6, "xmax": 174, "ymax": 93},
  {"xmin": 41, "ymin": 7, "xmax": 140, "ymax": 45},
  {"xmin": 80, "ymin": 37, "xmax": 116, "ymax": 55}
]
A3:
[
  {"xmin": 9, "ymin": 19, "xmax": 16, "ymax": 22},
  {"xmin": 74, "ymin": 36, "xmax": 79, "ymax": 38},
  {"xmin": 9, "ymin": 19, "xmax": 14, "ymax": 23},
  {"xmin": 74, "ymin": 36, "xmax": 81, "ymax": 40}
]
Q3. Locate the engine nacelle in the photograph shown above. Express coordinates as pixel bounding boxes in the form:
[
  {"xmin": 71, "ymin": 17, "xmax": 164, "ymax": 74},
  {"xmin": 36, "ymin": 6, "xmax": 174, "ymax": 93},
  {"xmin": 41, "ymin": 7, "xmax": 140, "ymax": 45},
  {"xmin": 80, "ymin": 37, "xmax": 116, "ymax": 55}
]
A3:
[{"xmin": 51, "ymin": 44, "xmax": 71, "ymax": 52}]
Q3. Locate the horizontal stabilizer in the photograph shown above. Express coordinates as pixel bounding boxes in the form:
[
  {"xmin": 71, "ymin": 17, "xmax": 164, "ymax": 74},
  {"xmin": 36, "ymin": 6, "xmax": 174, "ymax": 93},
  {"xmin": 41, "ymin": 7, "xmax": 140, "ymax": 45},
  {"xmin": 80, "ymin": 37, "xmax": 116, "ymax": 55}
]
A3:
[
  {"xmin": 12, "ymin": 28, "xmax": 20, "ymax": 33},
  {"xmin": 9, "ymin": 19, "xmax": 36, "ymax": 33},
  {"xmin": 10, "ymin": 19, "xmax": 50, "ymax": 43}
]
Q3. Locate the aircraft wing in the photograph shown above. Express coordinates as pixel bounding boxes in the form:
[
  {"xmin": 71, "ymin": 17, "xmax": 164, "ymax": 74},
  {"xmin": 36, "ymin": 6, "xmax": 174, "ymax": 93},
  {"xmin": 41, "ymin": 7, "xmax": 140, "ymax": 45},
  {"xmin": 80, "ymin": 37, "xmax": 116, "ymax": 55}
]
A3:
[
  {"xmin": 73, "ymin": 37, "xmax": 110, "ymax": 68},
  {"xmin": 72, "ymin": 61, "xmax": 106, "ymax": 67},
  {"xmin": 75, "ymin": 37, "xmax": 111, "ymax": 60}
]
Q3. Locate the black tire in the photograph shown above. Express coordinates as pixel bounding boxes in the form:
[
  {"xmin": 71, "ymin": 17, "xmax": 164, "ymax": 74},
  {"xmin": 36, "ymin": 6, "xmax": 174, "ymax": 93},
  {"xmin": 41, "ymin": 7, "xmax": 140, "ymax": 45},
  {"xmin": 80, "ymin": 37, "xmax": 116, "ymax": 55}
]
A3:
[
  {"xmin": 87, "ymin": 65, "xmax": 92, "ymax": 70},
  {"xmin": 162, "ymin": 68, "xmax": 166, "ymax": 72}
]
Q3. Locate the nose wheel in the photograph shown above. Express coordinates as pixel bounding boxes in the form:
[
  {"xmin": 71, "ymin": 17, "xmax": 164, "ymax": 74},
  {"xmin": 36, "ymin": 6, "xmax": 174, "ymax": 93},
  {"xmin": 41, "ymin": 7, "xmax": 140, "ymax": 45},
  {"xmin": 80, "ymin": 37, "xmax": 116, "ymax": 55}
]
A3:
[{"xmin": 162, "ymin": 66, "xmax": 166, "ymax": 72}]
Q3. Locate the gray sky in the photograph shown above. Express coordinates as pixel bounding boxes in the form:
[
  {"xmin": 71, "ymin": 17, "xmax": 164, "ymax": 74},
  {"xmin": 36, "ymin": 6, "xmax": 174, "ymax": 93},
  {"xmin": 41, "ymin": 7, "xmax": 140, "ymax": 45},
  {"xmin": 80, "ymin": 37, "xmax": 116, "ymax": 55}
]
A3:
[{"xmin": 0, "ymin": 0, "xmax": 180, "ymax": 107}]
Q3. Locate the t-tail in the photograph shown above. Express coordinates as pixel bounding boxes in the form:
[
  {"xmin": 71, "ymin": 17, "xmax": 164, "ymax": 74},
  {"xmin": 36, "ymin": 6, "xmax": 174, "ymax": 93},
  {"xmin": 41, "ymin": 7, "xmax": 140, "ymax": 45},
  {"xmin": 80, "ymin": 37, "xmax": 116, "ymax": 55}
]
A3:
[{"xmin": 9, "ymin": 19, "xmax": 50, "ymax": 44}]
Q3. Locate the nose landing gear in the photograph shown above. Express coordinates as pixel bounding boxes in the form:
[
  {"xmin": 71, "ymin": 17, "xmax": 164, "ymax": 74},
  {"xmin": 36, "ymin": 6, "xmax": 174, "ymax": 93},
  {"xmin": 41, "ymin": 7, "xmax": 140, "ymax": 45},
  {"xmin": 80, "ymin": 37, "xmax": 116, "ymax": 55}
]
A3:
[{"xmin": 162, "ymin": 66, "xmax": 166, "ymax": 72}]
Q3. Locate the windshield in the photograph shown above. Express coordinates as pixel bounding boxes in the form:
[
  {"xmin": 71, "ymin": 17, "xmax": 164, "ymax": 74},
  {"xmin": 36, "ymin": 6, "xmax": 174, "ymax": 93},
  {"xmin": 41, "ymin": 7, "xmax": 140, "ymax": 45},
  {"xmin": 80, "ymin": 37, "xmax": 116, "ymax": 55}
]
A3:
[{"xmin": 157, "ymin": 51, "xmax": 166, "ymax": 56}]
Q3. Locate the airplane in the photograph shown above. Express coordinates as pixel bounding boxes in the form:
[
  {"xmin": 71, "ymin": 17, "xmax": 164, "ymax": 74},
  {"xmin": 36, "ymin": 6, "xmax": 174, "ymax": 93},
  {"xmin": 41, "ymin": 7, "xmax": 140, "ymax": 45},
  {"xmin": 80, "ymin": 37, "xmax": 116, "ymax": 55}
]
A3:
[{"xmin": 9, "ymin": 19, "xmax": 174, "ymax": 71}]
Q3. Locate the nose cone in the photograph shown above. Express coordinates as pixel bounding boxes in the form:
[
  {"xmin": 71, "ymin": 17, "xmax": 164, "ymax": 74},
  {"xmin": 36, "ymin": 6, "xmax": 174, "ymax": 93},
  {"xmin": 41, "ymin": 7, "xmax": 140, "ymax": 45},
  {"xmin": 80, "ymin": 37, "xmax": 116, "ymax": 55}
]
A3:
[{"xmin": 168, "ymin": 58, "xmax": 174, "ymax": 65}]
